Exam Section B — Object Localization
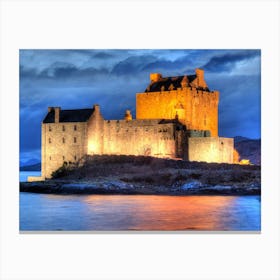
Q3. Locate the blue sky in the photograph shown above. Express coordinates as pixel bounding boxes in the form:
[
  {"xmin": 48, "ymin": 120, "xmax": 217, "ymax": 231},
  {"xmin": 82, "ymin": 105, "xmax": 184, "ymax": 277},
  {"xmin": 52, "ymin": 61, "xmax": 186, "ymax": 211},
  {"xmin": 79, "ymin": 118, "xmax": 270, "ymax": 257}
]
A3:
[{"xmin": 19, "ymin": 49, "xmax": 261, "ymax": 165}]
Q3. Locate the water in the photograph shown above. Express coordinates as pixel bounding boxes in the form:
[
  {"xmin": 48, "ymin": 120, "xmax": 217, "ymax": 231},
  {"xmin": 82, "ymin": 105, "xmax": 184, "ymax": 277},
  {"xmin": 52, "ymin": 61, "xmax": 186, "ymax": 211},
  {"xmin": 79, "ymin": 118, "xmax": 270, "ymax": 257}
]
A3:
[
  {"xmin": 20, "ymin": 193, "xmax": 261, "ymax": 231},
  {"xmin": 20, "ymin": 171, "xmax": 41, "ymax": 182}
]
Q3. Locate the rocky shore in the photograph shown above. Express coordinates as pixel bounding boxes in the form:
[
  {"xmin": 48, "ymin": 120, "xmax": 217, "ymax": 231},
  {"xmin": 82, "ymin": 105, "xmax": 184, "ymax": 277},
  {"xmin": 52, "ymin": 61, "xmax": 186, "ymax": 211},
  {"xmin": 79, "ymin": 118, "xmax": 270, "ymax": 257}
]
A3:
[
  {"xmin": 20, "ymin": 155, "xmax": 261, "ymax": 195},
  {"xmin": 20, "ymin": 179, "xmax": 260, "ymax": 195}
]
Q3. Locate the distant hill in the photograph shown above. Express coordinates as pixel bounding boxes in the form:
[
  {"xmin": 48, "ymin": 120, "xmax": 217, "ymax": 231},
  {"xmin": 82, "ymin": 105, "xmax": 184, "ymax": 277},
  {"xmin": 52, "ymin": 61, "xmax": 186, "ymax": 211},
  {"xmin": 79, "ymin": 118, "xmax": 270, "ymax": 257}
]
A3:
[
  {"xmin": 234, "ymin": 136, "xmax": 261, "ymax": 165},
  {"xmin": 20, "ymin": 163, "xmax": 41, "ymax": 171}
]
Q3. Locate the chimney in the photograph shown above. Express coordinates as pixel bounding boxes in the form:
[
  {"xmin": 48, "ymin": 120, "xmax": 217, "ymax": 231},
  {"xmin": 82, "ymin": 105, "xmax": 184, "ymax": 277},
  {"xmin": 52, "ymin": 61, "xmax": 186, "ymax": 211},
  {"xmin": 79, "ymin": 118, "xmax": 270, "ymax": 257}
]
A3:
[
  {"xmin": 93, "ymin": 104, "xmax": 100, "ymax": 114},
  {"xmin": 150, "ymin": 73, "xmax": 162, "ymax": 83},
  {"xmin": 48, "ymin": 107, "xmax": 53, "ymax": 112},
  {"xmin": 54, "ymin": 107, "xmax": 60, "ymax": 123},
  {"xmin": 195, "ymin": 68, "xmax": 204, "ymax": 80},
  {"xmin": 195, "ymin": 68, "xmax": 206, "ymax": 87},
  {"xmin": 180, "ymin": 75, "xmax": 188, "ymax": 88},
  {"xmin": 124, "ymin": 110, "xmax": 132, "ymax": 121}
]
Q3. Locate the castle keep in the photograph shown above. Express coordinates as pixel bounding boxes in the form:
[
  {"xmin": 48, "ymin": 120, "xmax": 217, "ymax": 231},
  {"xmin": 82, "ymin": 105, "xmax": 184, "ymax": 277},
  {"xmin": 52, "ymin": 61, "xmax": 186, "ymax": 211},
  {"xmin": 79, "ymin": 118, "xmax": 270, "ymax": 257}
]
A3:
[{"xmin": 29, "ymin": 68, "xmax": 234, "ymax": 181}]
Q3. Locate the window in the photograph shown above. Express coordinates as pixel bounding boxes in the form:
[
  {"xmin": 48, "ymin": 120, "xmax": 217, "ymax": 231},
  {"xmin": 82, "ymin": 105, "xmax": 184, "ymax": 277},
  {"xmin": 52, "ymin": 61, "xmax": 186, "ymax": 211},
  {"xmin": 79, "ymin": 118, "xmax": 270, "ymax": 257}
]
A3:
[
  {"xmin": 49, "ymin": 156, "xmax": 51, "ymax": 160},
  {"xmin": 48, "ymin": 138, "xmax": 51, "ymax": 144},
  {"xmin": 74, "ymin": 155, "xmax": 77, "ymax": 161},
  {"xmin": 62, "ymin": 137, "xmax": 65, "ymax": 143},
  {"xmin": 49, "ymin": 126, "xmax": 52, "ymax": 132},
  {"xmin": 62, "ymin": 125, "xmax": 65, "ymax": 131},
  {"xmin": 74, "ymin": 125, "xmax": 77, "ymax": 131},
  {"xmin": 74, "ymin": 137, "xmax": 77, "ymax": 143},
  {"xmin": 63, "ymin": 156, "xmax": 65, "ymax": 161}
]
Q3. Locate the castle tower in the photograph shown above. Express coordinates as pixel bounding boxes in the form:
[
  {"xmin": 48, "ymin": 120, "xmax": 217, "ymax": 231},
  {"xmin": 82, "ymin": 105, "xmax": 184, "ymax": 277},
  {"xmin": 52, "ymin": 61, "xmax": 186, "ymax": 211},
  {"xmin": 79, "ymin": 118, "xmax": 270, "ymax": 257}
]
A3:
[
  {"xmin": 87, "ymin": 104, "xmax": 104, "ymax": 155},
  {"xmin": 136, "ymin": 68, "xmax": 219, "ymax": 136}
]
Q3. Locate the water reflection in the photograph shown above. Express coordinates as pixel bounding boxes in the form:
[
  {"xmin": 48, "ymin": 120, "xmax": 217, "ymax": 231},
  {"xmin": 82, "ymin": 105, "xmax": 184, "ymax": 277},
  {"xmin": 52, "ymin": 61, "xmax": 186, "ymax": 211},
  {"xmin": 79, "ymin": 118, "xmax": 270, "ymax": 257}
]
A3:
[{"xmin": 20, "ymin": 193, "xmax": 261, "ymax": 231}]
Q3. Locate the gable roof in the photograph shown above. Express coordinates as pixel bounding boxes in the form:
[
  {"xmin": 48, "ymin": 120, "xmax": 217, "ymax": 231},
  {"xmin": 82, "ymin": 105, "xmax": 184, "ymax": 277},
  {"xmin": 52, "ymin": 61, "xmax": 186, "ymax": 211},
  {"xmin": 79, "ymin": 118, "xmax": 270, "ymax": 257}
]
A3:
[
  {"xmin": 43, "ymin": 108, "xmax": 94, "ymax": 123},
  {"xmin": 145, "ymin": 75, "xmax": 209, "ymax": 92}
]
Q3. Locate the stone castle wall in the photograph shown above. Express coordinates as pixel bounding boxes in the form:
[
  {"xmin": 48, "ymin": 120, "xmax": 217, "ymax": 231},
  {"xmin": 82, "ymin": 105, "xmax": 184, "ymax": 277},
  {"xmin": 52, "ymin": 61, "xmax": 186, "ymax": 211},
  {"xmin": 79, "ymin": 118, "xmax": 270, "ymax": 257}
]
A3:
[
  {"xmin": 41, "ymin": 122, "xmax": 88, "ymax": 178},
  {"xmin": 187, "ymin": 137, "xmax": 233, "ymax": 163},
  {"xmin": 86, "ymin": 116, "xmax": 178, "ymax": 158},
  {"xmin": 136, "ymin": 87, "xmax": 219, "ymax": 137}
]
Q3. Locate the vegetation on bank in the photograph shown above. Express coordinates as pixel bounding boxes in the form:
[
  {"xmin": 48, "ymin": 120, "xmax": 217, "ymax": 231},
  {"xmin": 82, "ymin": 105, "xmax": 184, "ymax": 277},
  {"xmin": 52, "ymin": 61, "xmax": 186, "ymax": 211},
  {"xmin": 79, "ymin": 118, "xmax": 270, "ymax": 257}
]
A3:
[{"xmin": 50, "ymin": 155, "xmax": 260, "ymax": 187}]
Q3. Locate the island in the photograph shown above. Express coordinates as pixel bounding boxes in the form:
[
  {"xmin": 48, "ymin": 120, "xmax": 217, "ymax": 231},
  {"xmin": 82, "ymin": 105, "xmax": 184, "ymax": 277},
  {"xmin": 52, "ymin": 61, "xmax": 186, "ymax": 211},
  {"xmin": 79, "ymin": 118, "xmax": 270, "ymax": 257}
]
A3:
[{"xmin": 20, "ymin": 155, "xmax": 260, "ymax": 195}]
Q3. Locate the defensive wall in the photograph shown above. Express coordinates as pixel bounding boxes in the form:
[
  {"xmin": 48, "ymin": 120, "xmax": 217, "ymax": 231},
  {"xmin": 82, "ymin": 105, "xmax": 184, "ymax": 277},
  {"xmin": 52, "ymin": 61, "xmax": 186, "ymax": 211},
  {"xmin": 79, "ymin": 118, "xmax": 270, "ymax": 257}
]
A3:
[{"xmin": 187, "ymin": 137, "xmax": 234, "ymax": 163}]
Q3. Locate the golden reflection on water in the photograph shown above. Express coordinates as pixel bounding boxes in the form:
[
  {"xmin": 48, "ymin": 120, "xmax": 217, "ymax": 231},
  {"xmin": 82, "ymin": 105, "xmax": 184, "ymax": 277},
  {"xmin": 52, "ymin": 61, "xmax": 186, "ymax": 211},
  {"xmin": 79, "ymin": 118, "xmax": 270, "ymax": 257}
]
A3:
[
  {"xmin": 83, "ymin": 195, "xmax": 239, "ymax": 230},
  {"xmin": 21, "ymin": 193, "xmax": 260, "ymax": 231}
]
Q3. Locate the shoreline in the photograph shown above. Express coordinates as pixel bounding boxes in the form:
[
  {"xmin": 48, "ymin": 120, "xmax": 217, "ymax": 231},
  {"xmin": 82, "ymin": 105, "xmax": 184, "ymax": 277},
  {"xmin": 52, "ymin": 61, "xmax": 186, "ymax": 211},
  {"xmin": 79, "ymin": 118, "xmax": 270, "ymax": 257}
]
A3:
[
  {"xmin": 20, "ymin": 155, "xmax": 261, "ymax": 196},
  {"xmin": 20, "ymin": 180, "xmax": 261, "ymax": 196}
]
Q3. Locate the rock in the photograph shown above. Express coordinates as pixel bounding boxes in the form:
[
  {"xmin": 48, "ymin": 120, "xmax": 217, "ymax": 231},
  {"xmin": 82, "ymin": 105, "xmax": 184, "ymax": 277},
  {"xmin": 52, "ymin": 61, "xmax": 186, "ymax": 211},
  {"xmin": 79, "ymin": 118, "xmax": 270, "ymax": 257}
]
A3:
[{"xmin": 181, "ymin": 181, "xmax": 203, "ymax": 190}]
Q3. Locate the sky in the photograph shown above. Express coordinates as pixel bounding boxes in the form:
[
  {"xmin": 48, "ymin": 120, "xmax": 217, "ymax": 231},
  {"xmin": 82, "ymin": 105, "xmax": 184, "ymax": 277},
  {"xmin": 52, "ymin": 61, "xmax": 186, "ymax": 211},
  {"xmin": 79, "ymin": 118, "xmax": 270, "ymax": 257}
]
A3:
[{"xmin": 19, "ymin": 49, "xmax": 261, "ymax": 165}]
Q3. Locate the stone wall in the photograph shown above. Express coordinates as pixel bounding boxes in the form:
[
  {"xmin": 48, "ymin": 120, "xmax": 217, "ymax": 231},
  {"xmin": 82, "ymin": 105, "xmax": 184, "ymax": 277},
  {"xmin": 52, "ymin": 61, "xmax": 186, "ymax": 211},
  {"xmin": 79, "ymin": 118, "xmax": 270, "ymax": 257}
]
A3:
[
  {"xmin": 87, "ymin": 105, "xmax": 104, "ymax": 155},
  {"xmin": 136, "ymin": 87, "xmax": 219, "ymax": 137},
  {"xmin": 87, "ymin": 118, "xmax": 177, "ymax": 158},
  {"xmin": 187, "ymin": 137, "xmax": 234, "ymax": 163},
  {"xmin": 41, "ymin": 122, "xmax": 88, "ymax": 178}
]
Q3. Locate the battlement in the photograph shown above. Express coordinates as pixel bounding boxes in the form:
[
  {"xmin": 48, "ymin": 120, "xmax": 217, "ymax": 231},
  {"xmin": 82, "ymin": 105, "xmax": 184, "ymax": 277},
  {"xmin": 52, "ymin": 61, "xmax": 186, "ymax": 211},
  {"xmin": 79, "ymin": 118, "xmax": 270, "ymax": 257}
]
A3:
[
  {"xmin": 136, "ymin": 69, "xmax": 219, "ymax": 137},
  {"xmin": 150, "ymin": 73, "xmax": 162, "ymax": 82},
  {"xmin": 145, "ymin": 68, "xmax": 209, "ymax": 93}
]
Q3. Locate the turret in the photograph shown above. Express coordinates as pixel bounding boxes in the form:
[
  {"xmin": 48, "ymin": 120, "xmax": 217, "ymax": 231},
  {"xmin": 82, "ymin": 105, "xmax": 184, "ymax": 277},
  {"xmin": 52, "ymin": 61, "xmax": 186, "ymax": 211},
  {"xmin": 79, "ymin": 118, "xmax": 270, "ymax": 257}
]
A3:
[
  {"xmin": 195, "ymin": 68, "xmax": 207, "ymax": 88},
  {"xmin": 124, "ymin": 110, "xmax": 132, "ymax": 121},
  {"xmin": 150, "ymin": 73, "xmax": 162, "ymax": 83}
]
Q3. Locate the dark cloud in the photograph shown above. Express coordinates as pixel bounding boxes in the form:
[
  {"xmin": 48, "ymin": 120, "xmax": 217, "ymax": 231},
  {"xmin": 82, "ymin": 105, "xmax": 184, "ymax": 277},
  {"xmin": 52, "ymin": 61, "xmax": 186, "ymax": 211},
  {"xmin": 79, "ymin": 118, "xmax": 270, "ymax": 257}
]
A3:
[
  {"xmin": 20, "ymin": 62, "xmax": 109, "ymax": 80},
  {"xmin": 111, "ymin": 55, "xmax": 157, "ymax": 75},
  {"xmin": 93, "ymin": 52, "xmax": 114, "ymax": 59},
  {"xmin": 203, "ymin": 50, "xmax": 260, "ymax": 72}
]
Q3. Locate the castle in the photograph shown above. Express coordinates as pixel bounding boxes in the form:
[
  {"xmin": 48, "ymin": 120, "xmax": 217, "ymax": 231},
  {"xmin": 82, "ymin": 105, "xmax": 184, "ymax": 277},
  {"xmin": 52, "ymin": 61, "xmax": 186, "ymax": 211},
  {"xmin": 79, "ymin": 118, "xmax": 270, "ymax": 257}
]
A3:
[{"xmin": 28, "ymin": 68, "xmax": 234, "ymax": 181}]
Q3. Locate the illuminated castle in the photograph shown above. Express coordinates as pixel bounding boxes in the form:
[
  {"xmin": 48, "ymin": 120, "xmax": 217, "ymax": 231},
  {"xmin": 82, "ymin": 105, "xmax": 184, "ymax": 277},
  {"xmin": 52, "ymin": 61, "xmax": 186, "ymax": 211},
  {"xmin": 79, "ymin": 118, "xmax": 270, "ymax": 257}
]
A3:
[{"xmin": 29, "ymin": 68, "xmax": 234, "ymax": 180}]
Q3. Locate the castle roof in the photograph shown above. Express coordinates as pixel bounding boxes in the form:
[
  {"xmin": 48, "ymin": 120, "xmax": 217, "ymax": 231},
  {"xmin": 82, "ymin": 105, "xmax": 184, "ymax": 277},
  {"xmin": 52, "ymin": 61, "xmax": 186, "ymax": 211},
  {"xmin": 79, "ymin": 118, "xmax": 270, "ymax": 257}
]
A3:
[
  {"xmin": 43, "ymin": 108, "xmax": 94, "ymax": 123},
  {"xmin": 145, "ymin": 75, "xmax": 209, "ymax": 92}
]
